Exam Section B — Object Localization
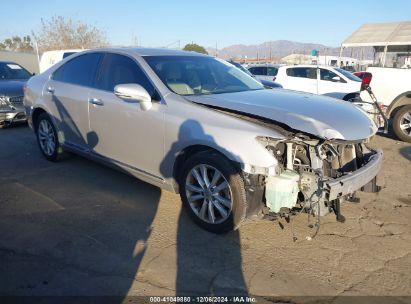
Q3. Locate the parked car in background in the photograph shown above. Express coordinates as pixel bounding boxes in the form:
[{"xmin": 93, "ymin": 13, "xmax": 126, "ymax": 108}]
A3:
[
  {"xmin": 39, "ymin": 49, "xmax": 85, "ymax": 73},
  {"xmin": 25, "ymin": 48, "xmax": 381, "ymax": 233},
  {"xmin": 0, "ymin": 61, "xmax": 32, "ymax": 128},
  {"xmin": 247, "ymin": 64, "xmax": 281, "ymax": 82},
  {"xmin": 228, "ymin": 60, "xmax": 282, "ymax": 89},
  {"xmin": 359, "ymin": 67, "xmax": 411, "ymax": 142},
  {"xmin": 274, "ymin": 65, "xmax": 362, "ymax": 101},
  {"xmin": 341, "ymin": 66, "xmax": 355, "ymax": 73}
]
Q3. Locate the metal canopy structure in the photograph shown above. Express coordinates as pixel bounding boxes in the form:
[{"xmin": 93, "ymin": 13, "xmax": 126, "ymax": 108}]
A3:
[
  {"xmin": 342, "ymin": 21, "xmax": 411, "ymax": 48},
  {"xmin": 339, "ymin": 21, "xmax": 411, "ymax": 67}
]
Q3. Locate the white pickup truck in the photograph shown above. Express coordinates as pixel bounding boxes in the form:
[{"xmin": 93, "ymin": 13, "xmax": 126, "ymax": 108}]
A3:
[{"xmin": 360, "ymin": 67, "xmax": 411, "ymax": 142}]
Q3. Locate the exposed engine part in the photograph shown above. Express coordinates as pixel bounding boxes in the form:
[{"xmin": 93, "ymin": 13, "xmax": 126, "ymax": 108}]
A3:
[
  {"xmin": 258, "ymin": 136, "xmax": 380, "ymax": 240},
  {"xmin": 329, "ymin": 199, "xmax": 346, "ymax": 223},
  {"xmin": 346, "ymin": 192, "xmax": 361, "ymax": 203},
  {"xmin": 265, "ymin": 171, "xmax": 299, "ymax": 213},
  {"xmin": 286, "ymin": 142, "xmax": 294, "ymax": 170},
  {"xmin": 243, "ymin": 173, "xmax": 266, "ymax": 218}
]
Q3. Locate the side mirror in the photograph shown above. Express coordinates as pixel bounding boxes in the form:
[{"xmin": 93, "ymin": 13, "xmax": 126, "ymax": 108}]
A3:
[
  {"xmin": 114, "ymin": 83, "xmax": 152, "ymax": 111},
  {"xmin": 331, "ymin": 76, "xmax": 341, "ymax": 82}
]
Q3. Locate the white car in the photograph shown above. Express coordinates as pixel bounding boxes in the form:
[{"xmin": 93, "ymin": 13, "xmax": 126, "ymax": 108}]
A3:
[{"xmin": 274, "ymin": 65, "xmax": 362, "ymax": 101}]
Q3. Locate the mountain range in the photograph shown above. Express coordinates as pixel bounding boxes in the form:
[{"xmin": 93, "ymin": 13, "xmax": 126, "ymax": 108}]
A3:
[{"xmin": 206, "ymin": 40, "xmax": 373, "ymax": 60}]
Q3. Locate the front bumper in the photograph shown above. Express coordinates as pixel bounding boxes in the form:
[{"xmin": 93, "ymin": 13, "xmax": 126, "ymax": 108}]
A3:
[
  {"xmin": 0, "ymin": 108, "xmax": 27, "ymax": 124},
  {"xmin": 324, "ymin": 149, "xmax": 383, "ymax": 201}
]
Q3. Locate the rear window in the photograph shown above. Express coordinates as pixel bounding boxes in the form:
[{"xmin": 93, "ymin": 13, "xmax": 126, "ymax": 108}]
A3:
[{"xmin": 286, "ymin": 67, "xmax": 317, "ymax": 79}]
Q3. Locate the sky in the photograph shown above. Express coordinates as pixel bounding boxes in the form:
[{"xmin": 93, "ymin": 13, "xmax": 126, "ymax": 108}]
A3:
[{"xmin": 1, "ymin": 0, "xmax": 411, "ymax": 49}]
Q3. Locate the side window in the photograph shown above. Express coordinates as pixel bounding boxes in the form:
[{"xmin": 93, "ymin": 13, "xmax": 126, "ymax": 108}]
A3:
[
  {"xmin": 248, "ymin": 67, "xmax": 258, "ymax": 74},
  {"xmin": 286, "ymin": 67, "xmax": 316, "ymax": 79},
  {"xmin": 52, "ymin": 53, "xmax": 102, "ymax": 87},
  {"xmin": 306, "ymin": 68, "xmax": 317, "ymax": 79},
  {"xmin": 96, "ymin": 53, "xmax": 155, "ymax": 96},
  {"xmin": 248, "ymin": 66, "xmax": 266, "ymax": 75},
  {"xmin": 267, "ymin": 67, "xmax": 278, "ymax": 76},
  {"xmin": 320, "ymin": 69, "xmax": 339, "ymax": 81}
]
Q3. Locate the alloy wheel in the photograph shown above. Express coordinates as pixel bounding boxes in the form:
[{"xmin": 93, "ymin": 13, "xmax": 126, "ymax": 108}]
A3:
[
  {"xmin": 399, "ymin": 111, "xmax": 411, "ymax": 137},
  {"xmin": 38, "ymin": 119, "xmax": 56, "ymax": 156},
  {"xmin": 185, "ymin": 164, "xmax": 233, "ymax": 224}
]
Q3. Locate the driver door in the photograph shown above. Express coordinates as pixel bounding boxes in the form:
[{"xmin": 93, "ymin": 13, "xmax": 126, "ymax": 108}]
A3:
[
  {"xmin": 318, "ymin": 68, "xmax": 346, "ymax": 96},
  {"xmin": 88, "ymin": 53, "xmax": 165, "ymax": 179}
]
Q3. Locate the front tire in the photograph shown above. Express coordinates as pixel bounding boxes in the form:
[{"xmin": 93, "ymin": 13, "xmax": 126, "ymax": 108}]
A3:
[
  {"xmin": 179, "ymin": 151, "xmax": 247, "ymax": 233},
  {"xmin": 392, "ymin": 105, "xmax": 411, "ymax": 143},
  {"xmin": 35, "ymin": 113, "xmax": 65, "ymax": 161}
]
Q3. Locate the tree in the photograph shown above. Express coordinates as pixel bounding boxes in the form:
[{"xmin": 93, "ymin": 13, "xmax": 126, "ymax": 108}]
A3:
[
  {"xmin": 0, "ymin": 35, "xmax": 34, "ymax": 52},
  {"xmin": 33, "ymin": 16, "xmax": 108, "ymax": 52},
  {"xmin": 183, "ymin": 43, "xmax": 208, "ymax": 54}
]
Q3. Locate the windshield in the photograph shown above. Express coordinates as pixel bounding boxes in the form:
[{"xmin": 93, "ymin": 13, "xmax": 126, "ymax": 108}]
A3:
[
  {"xmin": 335, "ymin": 67, "xmax": 361, "ymax": 82},
  {"xmin": 0, "ymin": 62, "xmax": 32, "ymax": 80},
  {"xmin": 144, "ymin": 55, "xmax": 263, "ymax": 96}
]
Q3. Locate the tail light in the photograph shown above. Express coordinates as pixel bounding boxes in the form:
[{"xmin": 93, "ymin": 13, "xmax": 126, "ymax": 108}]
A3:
[{"xmin": 360, "ymin": 72, "xmax": 372, "ymax": 91}]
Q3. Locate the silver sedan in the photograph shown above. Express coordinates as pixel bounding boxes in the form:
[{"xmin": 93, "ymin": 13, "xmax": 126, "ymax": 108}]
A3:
[{"xmin": 24, "ymin": 48, "xmax": 382, "ymax": 233}]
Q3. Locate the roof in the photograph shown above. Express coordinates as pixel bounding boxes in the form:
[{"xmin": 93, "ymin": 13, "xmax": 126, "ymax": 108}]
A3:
[
  {"xmin": 341, "ymin": 21, "xmax": 411, "ymax": 48},
  {"xmin": 280, "ymin": 64, "xmax": 340, "ymax": 69},
  {"xmin": 79, "ymin": 47, "xmax": 209, "ymax": 57},
  {"xmin": 127, "ymin": 47, "xmax": 208, "ymax": 57}
]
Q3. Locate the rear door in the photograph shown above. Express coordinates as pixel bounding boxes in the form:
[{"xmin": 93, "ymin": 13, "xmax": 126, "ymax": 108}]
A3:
[
  {"xmin": 282, "ymin": 67, "xmax": 318, "ymax": 94},
  {"xmin": 88, "ymin": 53, "xmax": 165, "ymax": 178},
  {"xmin": 44, "ymin": 53, "xmax": 103, "ymax": 150}
]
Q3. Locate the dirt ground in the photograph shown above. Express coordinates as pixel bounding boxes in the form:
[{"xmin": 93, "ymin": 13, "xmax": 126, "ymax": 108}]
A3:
[{"xmin": 0, "ymin": 125, "xmax": 410, "ymax": 303}]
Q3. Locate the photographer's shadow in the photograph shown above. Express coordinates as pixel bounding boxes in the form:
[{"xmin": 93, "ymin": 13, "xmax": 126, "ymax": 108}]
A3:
[{"xmin": 160, "ymin": 119, "xmax": 248, "ymax": 295}]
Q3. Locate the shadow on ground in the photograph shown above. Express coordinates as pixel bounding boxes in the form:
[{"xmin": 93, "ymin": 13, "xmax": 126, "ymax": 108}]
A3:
[{"xmin": 0, "ymin": 124, "xmax": 248, "ymax": 298}]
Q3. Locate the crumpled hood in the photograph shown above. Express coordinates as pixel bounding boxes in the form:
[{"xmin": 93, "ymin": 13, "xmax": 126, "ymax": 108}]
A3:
[
  {"xmin": 0, "ymin": 80, "xmax": 26, "ymax": 97},
  {"xmin": 186, "ymin": 89, "xmax": 377, "ymax": 141}
]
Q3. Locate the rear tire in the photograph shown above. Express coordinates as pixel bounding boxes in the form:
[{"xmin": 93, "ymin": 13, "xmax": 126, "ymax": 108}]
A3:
[
  {"xmin": 179, "ymin": 151, "xmax": 247, "ymax": 233},
  {"xmin": 35, "ymin": 113, "xmax": 66, "ymax": 161},
  {"xmin": 392, "ymin": 105, "xmax": 411, "ymax": 143}
]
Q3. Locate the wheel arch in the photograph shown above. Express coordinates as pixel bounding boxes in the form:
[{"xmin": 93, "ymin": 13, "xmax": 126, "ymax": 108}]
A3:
[
  {"xmin": 387, "ymin": 91, "xmax": 411, "ymax": 118},
  {"xmin": 172, "ymin": 144, "xmax": 240, "ymax": 193},
  {"xmin": 31, "ymin": 107, "xmax": 48, "ymax": 131}
]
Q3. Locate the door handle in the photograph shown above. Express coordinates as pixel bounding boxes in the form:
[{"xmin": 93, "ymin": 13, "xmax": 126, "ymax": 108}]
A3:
[
  {"xmin": 88, "ymin": 98, "xmax": 104, "ymax": 106},
  {"xmin": 46, "ymin": 86, "xmax": 55, "ymax": 94}
]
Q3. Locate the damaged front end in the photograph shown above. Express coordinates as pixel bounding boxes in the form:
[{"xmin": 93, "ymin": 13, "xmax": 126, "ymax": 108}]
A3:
[{"xmin": 251, "ymin": 135, "xmax": 383, "ymax": 227}]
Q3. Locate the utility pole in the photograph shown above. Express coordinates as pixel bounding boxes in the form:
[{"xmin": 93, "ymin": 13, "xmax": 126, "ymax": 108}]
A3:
[
  {"xmin": 269, "ymin": 42, "xmax": 272, "ymax": 61},
  {"xmin": 215, "ymin": 42, "xmax": 218, "ymax": 57}
]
